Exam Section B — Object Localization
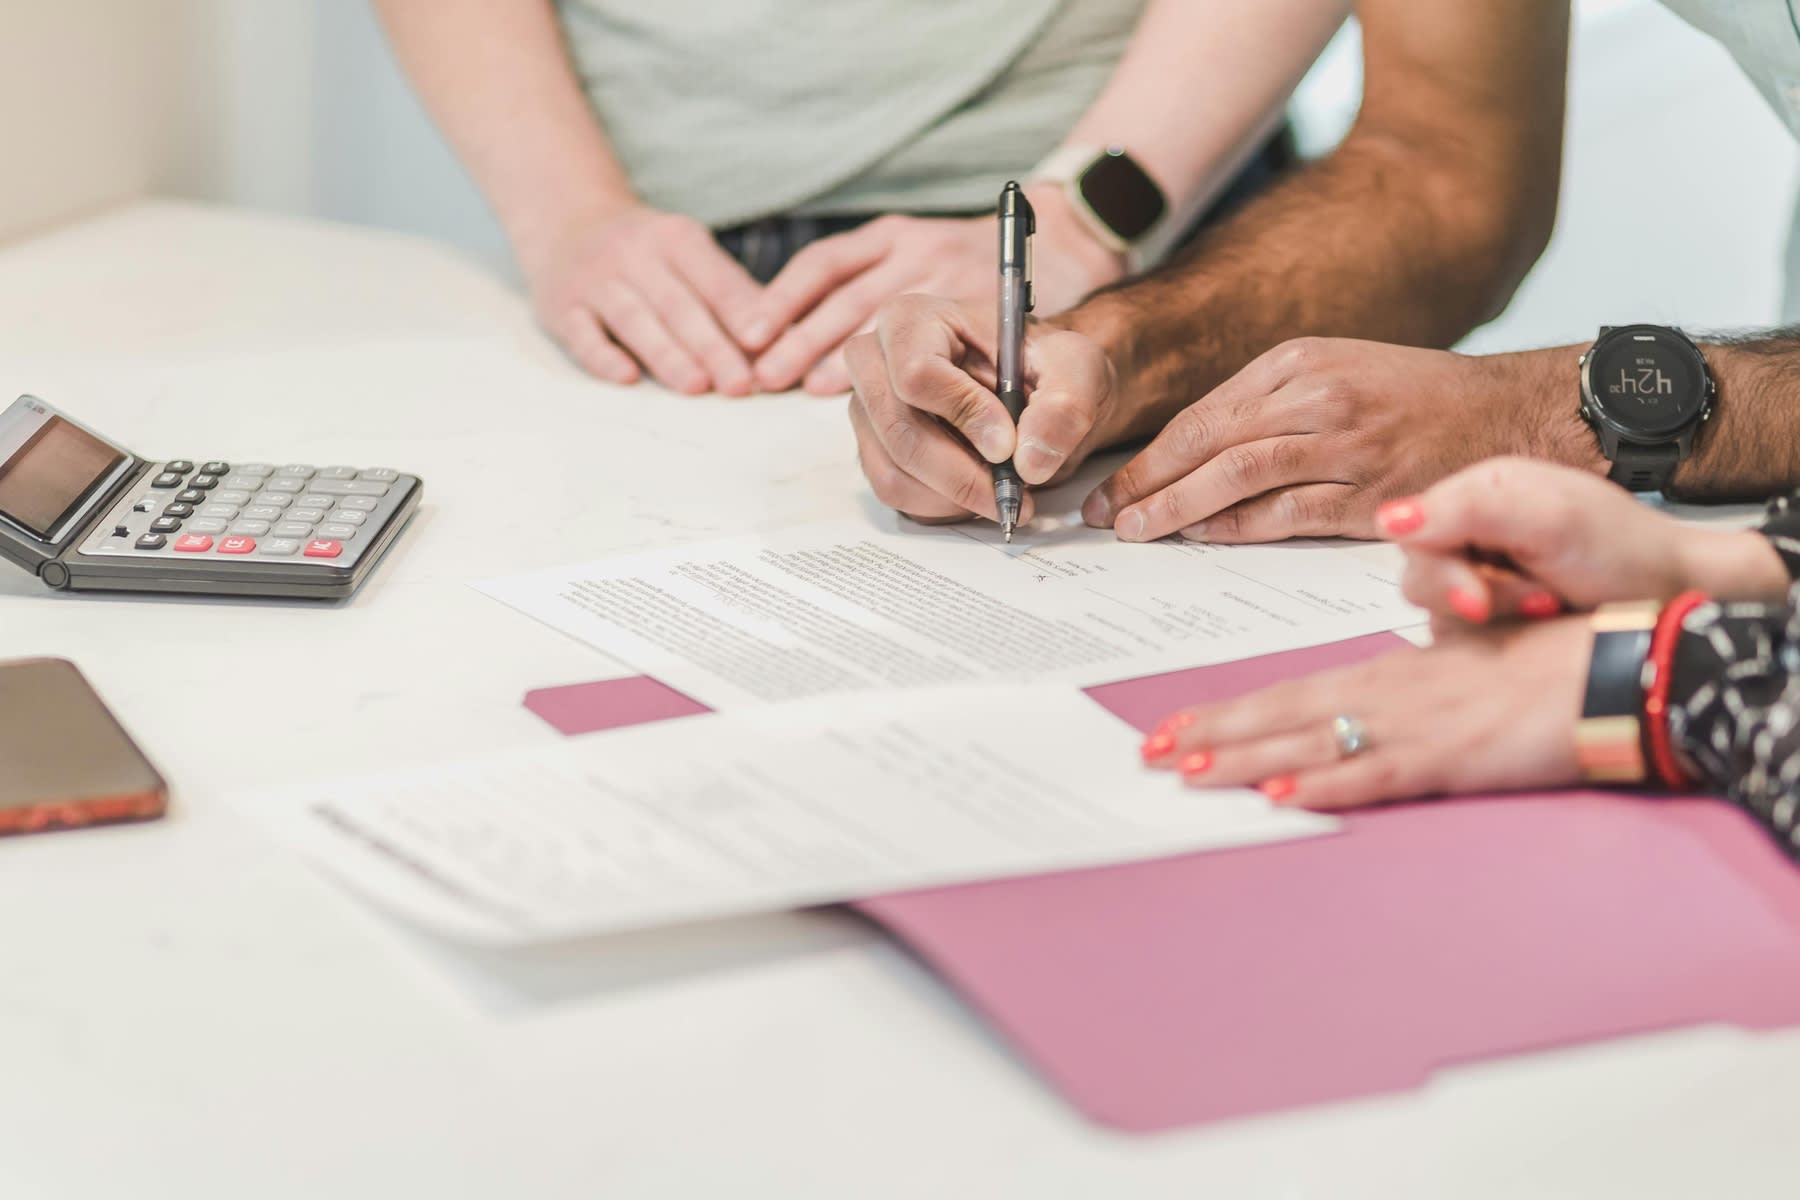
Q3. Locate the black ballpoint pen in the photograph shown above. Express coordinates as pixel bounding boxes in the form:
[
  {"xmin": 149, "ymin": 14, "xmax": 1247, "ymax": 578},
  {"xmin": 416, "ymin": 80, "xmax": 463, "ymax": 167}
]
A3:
[{"xmin": 992, "ymin": 181, "xmax": 1034, "ymax": 543}]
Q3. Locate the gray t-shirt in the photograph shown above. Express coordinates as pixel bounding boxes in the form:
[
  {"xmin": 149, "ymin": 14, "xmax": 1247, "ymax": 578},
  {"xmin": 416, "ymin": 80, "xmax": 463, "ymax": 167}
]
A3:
[
  {"xmin": 1662, "ymin": 0, "xmax": 1800, "ymax": 321},
  {"xmin": 556, "ymin": 0, "xmax": 1148, "ymax": 229}
]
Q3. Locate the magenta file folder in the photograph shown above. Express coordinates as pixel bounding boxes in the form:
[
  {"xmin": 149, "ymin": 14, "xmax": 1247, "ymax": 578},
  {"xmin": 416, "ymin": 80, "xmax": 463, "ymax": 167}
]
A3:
[{"xmin": 524, "ymin": 636, "xmax": 1800, "ymax": 1133}]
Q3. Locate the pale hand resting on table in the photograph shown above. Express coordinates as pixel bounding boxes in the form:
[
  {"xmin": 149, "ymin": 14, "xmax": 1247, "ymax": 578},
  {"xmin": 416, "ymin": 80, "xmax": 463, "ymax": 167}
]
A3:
[
  {"xmin": 749, "ymin": 185, "xmax": 1124, "ymax": 396},
  {"xmin": 1373, "ymin": 457, "xmax": 1789, "ymax": 628},
  {"xmin": 528, "ymin": 190, "xmax": 1123, "ymax": 398}
]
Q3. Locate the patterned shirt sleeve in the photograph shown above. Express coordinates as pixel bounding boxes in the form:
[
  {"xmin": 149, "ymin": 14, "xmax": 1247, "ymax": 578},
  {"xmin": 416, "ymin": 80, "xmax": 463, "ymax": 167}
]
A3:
[{"xmin": 1665, "ymin": 591, "xmax": 1800, "ymax": 860}]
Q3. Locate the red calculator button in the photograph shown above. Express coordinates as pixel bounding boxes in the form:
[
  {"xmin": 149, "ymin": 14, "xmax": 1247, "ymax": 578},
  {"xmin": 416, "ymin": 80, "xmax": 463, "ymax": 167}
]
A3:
[
  {"xmin": 218, "ymin": 536, "xmax": 256, "ymax": 555},
  {"xmin": 304, "ymin": 539, "xmax": 343, "ymax": 559},
  {"xmin": 173, "ymin": 534, "xmax": 214, "ymax": 553}
]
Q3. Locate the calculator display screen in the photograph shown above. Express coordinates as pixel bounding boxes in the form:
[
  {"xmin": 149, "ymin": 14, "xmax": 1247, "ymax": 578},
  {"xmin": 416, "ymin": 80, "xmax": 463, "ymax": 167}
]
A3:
[{"xmin": 0, "ymin": 402, "xmax": 128, "ymax": 539}]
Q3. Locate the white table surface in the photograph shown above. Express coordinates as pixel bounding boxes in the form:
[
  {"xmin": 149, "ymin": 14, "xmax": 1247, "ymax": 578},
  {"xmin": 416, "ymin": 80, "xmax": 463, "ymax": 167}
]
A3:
[{"xmin": 0, "ymin": 203, "xmax": 1793, "ymax": 1200}]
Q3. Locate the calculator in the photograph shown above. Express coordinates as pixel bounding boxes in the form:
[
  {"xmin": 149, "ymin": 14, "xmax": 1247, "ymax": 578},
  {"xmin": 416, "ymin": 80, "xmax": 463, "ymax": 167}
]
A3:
[{"xmin": 0, "ymin": 395, "xmax": 421, "ymax": 599}]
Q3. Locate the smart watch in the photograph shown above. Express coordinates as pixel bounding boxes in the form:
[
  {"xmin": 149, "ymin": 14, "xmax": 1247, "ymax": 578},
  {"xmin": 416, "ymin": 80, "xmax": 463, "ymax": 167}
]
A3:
[
  {"xmin": 1576, "ymin": 601, "xmax": 1659, "ymax": 784},
  {"xmin": 1578, "ymin": 324, "xmax": 1715, "ymax": 493},
  {"xmin": 1029, "ymin": 145, "xmax": 1168, "ymax": 253}
]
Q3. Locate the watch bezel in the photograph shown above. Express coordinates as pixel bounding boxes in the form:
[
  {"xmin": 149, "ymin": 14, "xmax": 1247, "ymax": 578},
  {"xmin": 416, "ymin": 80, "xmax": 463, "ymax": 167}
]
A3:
[
  {"xmin": 1579, "ymin": 324, "xmax": 1715, "ymax": 444},
  {"xmin": 1074, "ymin": 147, "xmax": 1167, "ymax": 244}
]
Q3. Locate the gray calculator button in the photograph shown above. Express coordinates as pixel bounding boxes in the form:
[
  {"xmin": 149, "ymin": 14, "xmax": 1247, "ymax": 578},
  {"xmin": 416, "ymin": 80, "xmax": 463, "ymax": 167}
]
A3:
[
  {"xmin": 336, "ymin": 495, "xmax": 380, "ymax": 512},
  {"xmin": 288, "ymin": 508, "xmax": 326, "ymax": 524},
  {"xmin": 316, "ymin": 466, "xmax": 360, "ymax": 480},
  {"xmin": 327, "ymin": 508, "xmax": 367, "ymax": 526},
  {"xmin": 198, "ymin": 502, "xmax": 239, "ymax": 520},
  {"xmin": 213, "ymin": 489, "xmax": 252, "ymax": 506},
  {"xmin": 296, "ymin": 494, "xmax": 335, "ymax": 510},
  {"xmin": 358, "ymin": 467, "xmax": 399, "ymax": 483},
  {"xmin": 175, "ymin": 488, "xmax": 207, "ymax": 504},
  {"xmin": 235, "ymin": 463, "xmax": 274, "ymax": 477},
  {"xmin": 260, "ymin": 537, "xmax": 302, "ymax": 556},
  {"xmin": 134, "ymin": 533, "xmax": 167, "ymax": 550},
  {"xmin": 186, "ymin": 518, "xmax": 228, "ymax": 535},
  {"xmin": 242, "ymin": 505, "xmax": 284, "ymax": 522},
  {"xmin": 251, "ymin": 492, "xmax": 291, "ymax": 509},
  {"xmin": 200, "ymin": 461, "xmax": 231, "ymax": 476},
  {"xmin": 189, "ymin": 474, "xmax": 219, "ymax": 490},
  {"xmin": 149, "ymin": 516, "xmax": 183, "ymax": 534},
  {"xmin": 164, "ymin": 461, "xmax": 194, "ymax": 474},
  {"xmin": 229, "ymin": 520, "xmax": 272, "ymax": 536},
  {"xmin": 272, "ymin": 521, "xmax": 314, "ymax": 539},
  {"xmin": 162, "ymin": 502, "xmax": 195, "ymax": 519},
  {"xmin": 310, "ymin": 479, "xmax": 388, "ymax": 497},
  {"xmin": 276, "ymin": 464, "xmax": 316, "ymax": 479},
  {"xmin": 263, "ymin": 478, "xmax": 305, "ymax": 494},
  {"xmin": 221, "ymin": 475, "xmax": 263, "ymax": 491},
  {"xmin": 150, "ymin": 471, "xmax": 184, "ymax": 489},
  {"xmin": 318, "ymin": 523, "xmax": 358, "ymax": 540}
]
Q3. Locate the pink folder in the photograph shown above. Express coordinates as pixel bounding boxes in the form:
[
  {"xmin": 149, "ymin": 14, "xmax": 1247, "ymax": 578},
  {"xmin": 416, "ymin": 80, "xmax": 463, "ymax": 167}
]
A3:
[{"xmin": 524, "ymin": 635, "xmax": 1800, "ymax": 1133}]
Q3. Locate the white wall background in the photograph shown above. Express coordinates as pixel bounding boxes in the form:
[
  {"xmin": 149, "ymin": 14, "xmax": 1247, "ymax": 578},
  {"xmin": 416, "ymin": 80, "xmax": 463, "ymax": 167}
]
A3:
[{"xmin": 6, "ymin": 0, "xmax": 1798, "ymax": 349}]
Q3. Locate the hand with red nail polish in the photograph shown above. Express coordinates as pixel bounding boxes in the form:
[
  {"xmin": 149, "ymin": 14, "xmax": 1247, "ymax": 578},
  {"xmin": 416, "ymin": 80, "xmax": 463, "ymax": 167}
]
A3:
[
  {"xmin": 1390, "ymin": 457, "xmax": 1790, "ymax": 627},
  {"xmin": 1140, "ymin": 614, "xmax": 1591, "ymax": 812}
]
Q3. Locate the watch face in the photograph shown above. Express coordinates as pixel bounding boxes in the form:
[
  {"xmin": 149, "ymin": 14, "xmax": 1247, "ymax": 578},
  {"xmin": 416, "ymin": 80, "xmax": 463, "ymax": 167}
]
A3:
[
  {"xmin": 1077, "ymin": 150, "xmax": 1166, "ymax": 242},
  {"xmin": 1587, "ymin": 329, "xmax": 1709, "ymax": 437}
]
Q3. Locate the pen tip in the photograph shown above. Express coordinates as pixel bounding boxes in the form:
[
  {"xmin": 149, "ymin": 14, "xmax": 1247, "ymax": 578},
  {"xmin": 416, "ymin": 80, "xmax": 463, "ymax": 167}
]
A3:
[{"xmin": 1003, "ymin": 523, "xmax": 1015, "ymax": 544}]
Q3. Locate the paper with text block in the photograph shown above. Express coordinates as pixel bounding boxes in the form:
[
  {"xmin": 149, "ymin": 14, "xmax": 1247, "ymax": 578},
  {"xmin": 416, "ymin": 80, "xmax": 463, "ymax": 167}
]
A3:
[
  {"xmin": 475, "ymin": 519, "xmax": 1415, "ymax": 710},
  {"xmin": 260, "ymin": 687, "xmax": 1335, "ymax": 944}
]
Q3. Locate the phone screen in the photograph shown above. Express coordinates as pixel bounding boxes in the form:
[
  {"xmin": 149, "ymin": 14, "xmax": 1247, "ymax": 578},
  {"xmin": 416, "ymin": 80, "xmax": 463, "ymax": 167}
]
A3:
[{"xmin": 0, "ymin": 398, "xmax": 129, "ymax": 540}]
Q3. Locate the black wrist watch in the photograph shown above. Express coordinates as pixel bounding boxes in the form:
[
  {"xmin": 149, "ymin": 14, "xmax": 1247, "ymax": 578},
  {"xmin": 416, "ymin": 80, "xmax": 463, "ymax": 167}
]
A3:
[
  {"xmin": 1578, "ymin": 324, "xmax": 1715, "ymax": 493},
  {"xmin": 1029, "ymin": 145, "xmax": 1168, "ymax": 254}
]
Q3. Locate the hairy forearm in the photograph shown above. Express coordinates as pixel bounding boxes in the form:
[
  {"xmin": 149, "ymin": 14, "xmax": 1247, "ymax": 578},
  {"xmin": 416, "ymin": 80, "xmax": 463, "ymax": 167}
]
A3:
[
  {"xmin": 1061, "ymin": 0, "xmax": 1349, "ymax": 224},
  {"xmin": 373, "ymin": 0, "xmax": 636, "ymax": 266},
  {"xmin": 1669, "ymin": 330, "xmax": 1800, "ymax": 500}
]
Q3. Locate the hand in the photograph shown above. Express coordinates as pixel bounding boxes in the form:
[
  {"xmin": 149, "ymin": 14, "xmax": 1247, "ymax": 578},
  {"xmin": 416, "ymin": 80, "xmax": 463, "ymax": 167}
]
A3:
[
  {"xmin": 521, "ymin": 205, "xmax": 766, "ymax": 396},
  {"xmin": 752, "ymin": 187, "xmax": 1125, "ymax": 395},
  {"xmin": 1139, "ymin": 616, "xmax": 1591, "ymax": 811},
  {"xmin": 1374, "ymin": 457, "xmax": 1790, "ymax": 626},
  {"xmin": 846, "ymin": 294, "xmax": 1117, "ymax": 523},
  {"xmin": 1082, "ymin": 338, "xmax": 1603, "ymax": 544}
]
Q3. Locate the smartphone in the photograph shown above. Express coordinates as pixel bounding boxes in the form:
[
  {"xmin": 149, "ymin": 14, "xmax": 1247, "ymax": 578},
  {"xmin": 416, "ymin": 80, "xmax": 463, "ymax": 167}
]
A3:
[{"xmin": 0, "ymin": 658, "xmax": 168, "ymax": 835}]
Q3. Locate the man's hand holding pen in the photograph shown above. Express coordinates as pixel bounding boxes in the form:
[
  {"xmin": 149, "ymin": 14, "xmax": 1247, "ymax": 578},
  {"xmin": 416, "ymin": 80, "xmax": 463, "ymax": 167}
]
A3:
[{"xmin": 845, "ymin": 294, "xmax": 1117, "ymax": 526}]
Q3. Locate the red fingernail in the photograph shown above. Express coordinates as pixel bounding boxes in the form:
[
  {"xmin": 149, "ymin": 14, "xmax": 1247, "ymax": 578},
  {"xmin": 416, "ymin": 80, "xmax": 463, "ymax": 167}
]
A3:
[
  {"xmin": 1448, "ymin": 587, "xmax": 1489, "ymax": 624},
  {"xmin": 1376, "ymin": 499, "xmax": 1424, "ymax": 536},
  {"xmin": 1178, "ymin": 750, "xmax": 1213, "ymax": 776},
  {"xmin": 1140, "ymin": 732, "xmax": 1175, "ymax": 762},
  {"xmin": 1519, "ymin": 591, "xmax": 1562, "ymax": 618},
  {"xmin": 1258, "ymin": 775, "xmax": 1298, "ymax": 802},
  {"xmin": 1152, "ymin": 711, "xmax": 1197, "ymax": 737}
]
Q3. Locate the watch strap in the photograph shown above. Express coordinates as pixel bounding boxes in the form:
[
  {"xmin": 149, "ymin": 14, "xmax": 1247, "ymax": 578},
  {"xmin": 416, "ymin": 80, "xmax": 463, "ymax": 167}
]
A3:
[
  {"xmin": 1577, "ymin": 601, "xmax": 1659, "ymax": 784},
  {"xmin": 1606, "ymin": 442, "xmax": 1682, "ymax": 493}
]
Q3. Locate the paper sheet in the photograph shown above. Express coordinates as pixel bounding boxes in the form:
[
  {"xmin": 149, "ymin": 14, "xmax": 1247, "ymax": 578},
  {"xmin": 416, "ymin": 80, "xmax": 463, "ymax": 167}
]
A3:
[
  {"xmin": 475, "ymin": 516, "xmax": 1416, "ymax": 710},
  {"xmin": 259, "ymin": 686, "xmax": 1335, "ymax": 944}
]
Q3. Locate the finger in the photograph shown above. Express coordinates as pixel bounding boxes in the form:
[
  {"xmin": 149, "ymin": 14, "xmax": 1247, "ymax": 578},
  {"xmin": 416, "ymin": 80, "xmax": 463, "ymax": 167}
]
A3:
[
  {"xmin": 1011, "ymin": 329, "xmax": 1111, "ymax": 485},
  {"xmin": 667, "ymin": 229, "xmax": 769, "ymax": 354},
  {"xmin": 1110, "ymin": 436, "xmax": 1321, "ymax": 544},
  {"xmin": 593, "ymin": 283, "xmax": 709, "ymax": 395},
  {"xmin": 849, "ymin": 391, "xmax": 965, "ymax": 521},
  {"xmin": 1141, "ymin": 673, "xmax": 1350, "ymax": 766},
  {"xmin": 1082, "ymin": 347, "xmax": 1305, "ymax": 527},
  {"xmin": 803, "ymin": 349, "xmax": 854, "ymax": 396},
  {"xmin": 757, "ymin": 262, "xmax": 911, "ymax": 392},
  {"xmin": 1279, "ymin": 751, "xmax": 1429, "ymax": 812},
  {"xmin": 1175, "ymin": 720, "xmax": 1344, "ymax": 790},
  {"xmin": 554, "ymin": 307, "xmax": 641, "ymax": 385},
  {"xmin": 847, "ymin": 334, "xmax": 1025, "ymax": 524},
  {"xmin": 1175, "ymin": 481, "xmax": 1358, "ymax": 545},
  {"xmin": 1373, "ymin": 456, "xmax": 1594, "ymax": 557},
  {"xmin": 1400, "ymin": 552, "xmax": 1497, "ymax": 624},
  {"xmin": 874, "ymin": 296, "xmax": 1014, "ymax": 464},
  {"xmin": 747, "ymin": 226, "xmax": 891, "ymax": 354},
  {"xmin": 635, "ymin": 270, "xmax": 755, "ymax": 396}
]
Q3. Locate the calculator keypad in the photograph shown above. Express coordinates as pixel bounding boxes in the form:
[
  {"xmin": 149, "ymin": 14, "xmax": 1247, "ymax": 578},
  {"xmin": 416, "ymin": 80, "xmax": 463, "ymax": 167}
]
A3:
[{"xmin": 79, "ymin": 459, "xmax": 413, "ymax": 570}]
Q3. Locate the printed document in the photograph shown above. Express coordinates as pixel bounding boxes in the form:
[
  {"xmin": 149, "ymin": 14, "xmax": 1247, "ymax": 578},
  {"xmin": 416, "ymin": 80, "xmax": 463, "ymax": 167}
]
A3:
[
  {"xmin": 263, "ymin": 687, "xmax": 1335, "ymax": 944},
  {"xmin": 476, "ymin": 516, "xmax": 1415, "ymax": 710}
]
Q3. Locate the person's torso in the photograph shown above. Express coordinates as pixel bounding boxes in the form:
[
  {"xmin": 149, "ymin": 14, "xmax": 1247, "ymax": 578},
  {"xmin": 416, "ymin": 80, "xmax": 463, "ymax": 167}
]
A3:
[{"xmin": 556, "ymin": 0, "xmax": 1149, "ymax": 229}]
